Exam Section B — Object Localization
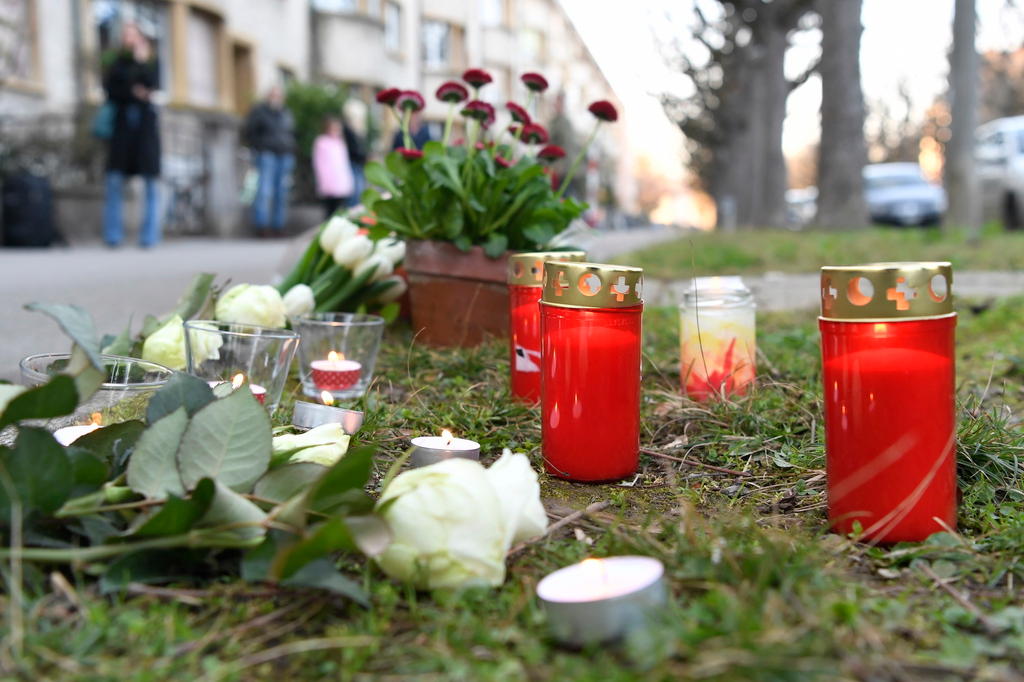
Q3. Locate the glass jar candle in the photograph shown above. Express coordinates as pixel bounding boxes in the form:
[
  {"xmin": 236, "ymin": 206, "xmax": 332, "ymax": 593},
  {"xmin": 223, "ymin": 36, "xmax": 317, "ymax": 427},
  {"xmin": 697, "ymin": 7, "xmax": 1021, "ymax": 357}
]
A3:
[
  {"xmin": 819, "ymin": 262, "xmax": 957, "ymax": 543},
  {"xmin": 540, "ymin": 261, "xmax": 643, "ymax": 482},
  {"xmin": 679, "ymin": 276, "xmax": 756, "ymax": 401},
  {"xmin": 508, "ymin": 250, "xmax": 586, "ymax": 403}
]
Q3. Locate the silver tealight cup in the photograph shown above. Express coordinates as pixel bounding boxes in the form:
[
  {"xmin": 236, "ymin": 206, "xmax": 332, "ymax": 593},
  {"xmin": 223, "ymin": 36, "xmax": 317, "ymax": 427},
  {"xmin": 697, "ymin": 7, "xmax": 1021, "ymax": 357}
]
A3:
[
  {"xmin": 409, "ymin": 431, "xmax": 481, "ymax": 467},
  {"xmin": 292, "ymin": 399, "xmax": 364, "ymax": 434}
]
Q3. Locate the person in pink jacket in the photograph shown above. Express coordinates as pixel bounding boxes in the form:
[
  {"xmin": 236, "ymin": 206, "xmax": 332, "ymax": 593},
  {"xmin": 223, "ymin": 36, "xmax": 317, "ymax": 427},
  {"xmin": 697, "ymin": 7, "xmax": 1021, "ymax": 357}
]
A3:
[{"xmin": 312, "ymin": 116, "xmax": 355, "ymax": 219}]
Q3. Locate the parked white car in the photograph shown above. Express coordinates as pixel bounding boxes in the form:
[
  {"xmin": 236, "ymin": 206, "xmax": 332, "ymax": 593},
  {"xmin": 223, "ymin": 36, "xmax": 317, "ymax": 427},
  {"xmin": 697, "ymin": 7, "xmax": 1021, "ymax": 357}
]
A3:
[
  {"xmin": 863, "ymin": 163, "xmax": 946, "ymax": 227},
  {"xmin": 976, "ymin": 116, "xmax": 1024, "ymax": 230}
]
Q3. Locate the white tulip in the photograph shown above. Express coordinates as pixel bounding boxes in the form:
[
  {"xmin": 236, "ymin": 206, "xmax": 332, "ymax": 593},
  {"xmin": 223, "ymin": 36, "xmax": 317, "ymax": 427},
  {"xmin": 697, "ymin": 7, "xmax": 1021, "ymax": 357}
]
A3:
[
  {"xmin": 319, "ymin": 216, "xmax": 359, "ymax": 253},
  {"xmin": 283, "ymin": 284, "xmax": 316, "ymax": 318},
  {"xmin": 354, "ymin": 253, "xmax": 394, "ymax": 282},
  {"xmin": 332, "ymin": 234, "xmax": 374, "ymax": 268},
  {"xmin": 272, "ymin": 423, "xmax": 350, "ymax": 467},
  {"xmin": 376, "ymin": 459, "xmax": 510, "ymax": 589},
  {"xmin": 375, "ymin": 238, "xmax": 406, "ymax": 265},
  {"xmin": 215, "ymin": 284, "xmax": 287, "ymax": 328},
  {"xmin": 484, "ymin": 449, "xmax": 548, "ymax": 546},
  {"xmin": 142, "ymin": 315, "xmax": 222, "ymax": 371},
  {"xmin": 373, "ymin": 275, "xmax": 408, "ymax": 304}
]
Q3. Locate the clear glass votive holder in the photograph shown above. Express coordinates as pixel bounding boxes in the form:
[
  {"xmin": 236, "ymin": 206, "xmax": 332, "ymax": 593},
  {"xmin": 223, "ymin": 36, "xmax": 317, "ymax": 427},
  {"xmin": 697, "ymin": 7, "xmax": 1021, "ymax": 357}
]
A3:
[
  {"xmin": 291, "ymin": 313, "xmax": 386, "ymax": 400},
  {"xmin": 19, "ymin": 353, "xmax": 174, "ymax": 427},
  {"xmin": 183, "ymin": 320, "xmax": 299, "ymax": 412}
]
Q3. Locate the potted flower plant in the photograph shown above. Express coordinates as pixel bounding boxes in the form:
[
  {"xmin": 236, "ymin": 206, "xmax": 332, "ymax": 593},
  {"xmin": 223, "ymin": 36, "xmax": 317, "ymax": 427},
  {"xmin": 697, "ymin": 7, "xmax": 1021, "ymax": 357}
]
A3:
[{"xmin": 362, "ymin": 69, "xmax": 618, "ymax": 347}]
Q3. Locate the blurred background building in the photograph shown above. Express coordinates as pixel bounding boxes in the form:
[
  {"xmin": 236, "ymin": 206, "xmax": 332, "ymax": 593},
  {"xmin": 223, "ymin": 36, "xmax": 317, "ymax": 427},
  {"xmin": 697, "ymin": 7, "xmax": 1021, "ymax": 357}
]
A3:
[{"xmin": 0, "ymin": 0, "xmax": 630, "ymax": 240}]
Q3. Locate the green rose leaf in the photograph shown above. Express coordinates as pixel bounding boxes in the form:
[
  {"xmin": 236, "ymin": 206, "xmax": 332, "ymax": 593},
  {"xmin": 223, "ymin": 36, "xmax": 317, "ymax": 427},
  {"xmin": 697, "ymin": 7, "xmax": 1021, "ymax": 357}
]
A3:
[
  {"xmin": 280, "ymin": 558, "xmax": 369, "ymax": 606},
  {"xmin": 65, "ymin": 447, "xmax": 109, "ymax": 497},
  {"xmin": 24, "ymin": 303, "xmax": 104, "ymax": 369},
  {"xmin": 125, "ymin": 407, "xmax": 189, "ymax": 499},
  {"xmin": 146, "ymin": 372, "xmax": 215, "ymax": 424},
  {"xmin": 194, "ymin": 481, "xmax": 267, "ymax": 546},
  {"xmin": 269, "ymin": 517, "xmax": 358, "ymax": 581},
  {"xmin": 177, "ymin": 387, "xmax": 271, "ymax": 493},
  {"xmin": 100, "ymin": 550, "xmax": 203, "ymax": 594},
  {"xmin": 101, "ymin": 323, "xmax": 134, "ymax": 356},
  {"xmin": 253, "ymin": 463, "xmax": 326, "ymax": 503},
  {"xmin": 169, "ymin": 272, "xmax": 215, "ymax": 321},
  {"xmin": 308, "ymin": 446, "xmax": 376, "ymax": 516},
  {"xmin": 128, "ymin": 478, "xmax": 216, "ymax": 538},
  {"xmin": 73, "ymin": 419, "xmax": 145, "ymax": 475},
  {"xmin": 0, "ymin": 375, "xmax": 78, "ymax": 429},
  {"xmin": 0, "ymin": 427, "xmax": 74, "ymax": 517}
]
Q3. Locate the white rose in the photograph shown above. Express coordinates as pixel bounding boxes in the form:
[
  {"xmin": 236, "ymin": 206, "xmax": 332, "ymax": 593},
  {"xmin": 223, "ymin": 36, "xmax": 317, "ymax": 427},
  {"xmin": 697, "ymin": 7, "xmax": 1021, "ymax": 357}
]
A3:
[
  {"xmin": 373, "ymin": 275, "xmax": 407, "ymax": 304},
  {"xmin": 375, "ymin": 238, "xmax": 406, "ymax": 265},
  {"xmin": 142, "ymin": 315, "xmax": 221, "ymax": 371},
  {"xmin": 320, "ymin": 216, "xmax": 359, "ymax": 253},
  {"xmin": 0, "ymin": 384, "xmax": 26, "ymax": 416},
  {"xmin": 484, "ymin": 449, "xmax": 548, "ymax": 546},
  {"xmin": 376, "ymin": 459, "xmax": 509, "ymax": 589},
  {"xmin": 333, "ymin": 234, "xmax": 374, "ymax": 268},
  {"xmin": 215, "ymin": 284, "xmax": 287, "ymax": 328},
  {"xmin": 354, "ymin": 253, "xmax": 394, "ymax": 283},
  {"xmin": 283, "ymin": 284, "xmax": 316, "ymax": 318},
  {"xmin": 272, "ymin": 423, "xmax": 350, "ymax": 467}
]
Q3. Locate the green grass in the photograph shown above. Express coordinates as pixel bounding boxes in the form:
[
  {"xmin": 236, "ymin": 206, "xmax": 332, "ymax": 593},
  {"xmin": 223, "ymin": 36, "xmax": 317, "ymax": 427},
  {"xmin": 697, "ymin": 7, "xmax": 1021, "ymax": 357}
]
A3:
[
  {"xmin": 615, "ymin": 225, "xmax": 1024, "ymax": 279},
  {"xmin": 3, "ymin": 298, "xmax": 1024, "ymax": 680}
]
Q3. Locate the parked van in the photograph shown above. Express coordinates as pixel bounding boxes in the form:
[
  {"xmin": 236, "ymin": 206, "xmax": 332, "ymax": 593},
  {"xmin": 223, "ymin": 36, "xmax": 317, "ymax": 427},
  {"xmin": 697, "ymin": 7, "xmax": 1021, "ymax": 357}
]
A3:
[{"xmin": 976, "ymin": 115, "xmax": 1024, "ymax": 230}]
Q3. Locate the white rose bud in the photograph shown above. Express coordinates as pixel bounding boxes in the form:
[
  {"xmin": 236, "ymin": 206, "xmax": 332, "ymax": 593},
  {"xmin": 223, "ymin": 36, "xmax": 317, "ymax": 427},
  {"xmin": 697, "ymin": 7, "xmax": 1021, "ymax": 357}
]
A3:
[
  {"xmin": 375, "ymin": 238, "xmax": 406, "ymax": 265},
  {"xmin": 142, "ymin": 315, "xmax": 222, "ymax": 371},
  {"xmin": 373, "ymin": 275, "xmax": 408, "ymax": 304},
  {"xmin": 376, "ymin": 459, "xmax": 509, "ymax": 589},
  {"xmin": 320, "ymin": 216, "xmax": 359, "ymax": 253},
  {"xmin": 484, "ymin": 449, "xmax": 548, "ymax": 546},
  {"xmin": 354, "ymin": 253, "xmax": 394, "ymax": 283},
  {"xmin": 333, "ymin": 234, "xmax": 374, "ymax": 268},
  {"xmin": 283, "ymin": 284, "xmax": 316, "ymax": 318},
  {"xmin": 215, "ymin": 284, "xmax": 288, "ymax": 328},
  {"xmin": 272, "ymin": 423, "xmax": 350, "ymax": 467}
]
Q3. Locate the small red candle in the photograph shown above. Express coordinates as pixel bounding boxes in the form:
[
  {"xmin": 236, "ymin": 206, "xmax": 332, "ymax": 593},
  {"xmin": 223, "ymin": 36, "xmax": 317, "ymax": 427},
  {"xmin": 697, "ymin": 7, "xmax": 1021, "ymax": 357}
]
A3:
[
  {"xmin": 540, "ymin": 261, "xmax": 643, "ymax": 482},
  {"xmin": 311, "ymin": 351, "xmax": 362, "ymax": 391},
  {"xmin": 210, "ymin": 374, "xmax": 266, "ymax": 404},
  {"xmin": 819, "ymin": 262, "xmax": 956, "ymax": 544},
  {"xmin": 507, "ymin": 251, "xmax": 586, "ymax": 403}
]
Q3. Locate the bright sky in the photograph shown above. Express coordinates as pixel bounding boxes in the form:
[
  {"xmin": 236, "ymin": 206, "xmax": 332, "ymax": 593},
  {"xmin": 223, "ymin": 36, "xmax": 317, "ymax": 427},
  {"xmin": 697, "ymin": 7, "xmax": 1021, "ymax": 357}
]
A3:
[{"xmin": 561, "ymin": 0, "xmax": 1024, "ymax": 196}]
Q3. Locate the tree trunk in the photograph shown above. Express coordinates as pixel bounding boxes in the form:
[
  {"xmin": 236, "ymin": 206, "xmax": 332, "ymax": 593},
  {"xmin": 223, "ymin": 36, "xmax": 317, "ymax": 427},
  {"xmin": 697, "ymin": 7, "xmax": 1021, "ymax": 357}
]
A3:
[
  {"xmin": 753, "ymin": 23, "xmax": 791, "ymax": 228},
  {"xmin": 815, "ymin": 0, "xmax": 869, "ymax": 229},
  {"xmin": 945, "ymin": 0, "xmax": 980, "ymax": 238}
]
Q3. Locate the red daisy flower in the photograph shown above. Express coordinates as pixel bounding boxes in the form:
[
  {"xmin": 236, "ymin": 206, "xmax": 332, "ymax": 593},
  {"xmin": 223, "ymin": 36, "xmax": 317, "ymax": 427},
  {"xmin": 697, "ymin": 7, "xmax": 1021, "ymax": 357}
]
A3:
[
  {"xmin": 397, "ymin": 147, "xmax": 423, "ymax": 160},
  {"xmin": 375, "ymin": 88, "xmax": 400, "ymax": 105},
  {"xmin": 521, "ymin": 123, "xmax": 549, "ymax": 145},
  {"xmin": 520, "ymin": 72, "xmax": 549, "ymax": 93},
  {"xmin": 395, "ymin": 90, "xmax": 425, "ymax": 112},
  {"xmin": 461, "ymin": 99, "xmax": 495, "ymax": 122},
  {"xmin": 507, "ymin": 124, "xmax": 522, "ymax": 137},
  {"xmin": 495, "ymin": 156, "xmax": 514, "ymax": 168},
  {"xmin": 537, "ymin": 144, "xmax": 566, "ymax": 161},
  {"xmin": 474, "ymin": 141, "xmax": 487, "ymax": 151},
  {"xmin": 506, "ymin": 102, "xmax": 531, "ymax": 124},
  {"xmin": 436, "ymin": 81, "xmax": 469, "ymax": 103},
  {"xmin": 587, "ymin": 100, "xmax": 618, "ymax": 122},
  {"xmin": 462, "ymin": 68, "xmax": 493, "ymax": 88}
]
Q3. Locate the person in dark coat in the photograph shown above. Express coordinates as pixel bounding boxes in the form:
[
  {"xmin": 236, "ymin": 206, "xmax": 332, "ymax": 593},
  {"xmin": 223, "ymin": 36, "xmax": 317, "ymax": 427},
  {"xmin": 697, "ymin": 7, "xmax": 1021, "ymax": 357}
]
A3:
[
  {"xmin": 102, "ymin": 22, "xmax": 162, "ymax": 248},
  {"xmin": 243, "ymin": 86, "xmax": 295, "ymax": 236}
]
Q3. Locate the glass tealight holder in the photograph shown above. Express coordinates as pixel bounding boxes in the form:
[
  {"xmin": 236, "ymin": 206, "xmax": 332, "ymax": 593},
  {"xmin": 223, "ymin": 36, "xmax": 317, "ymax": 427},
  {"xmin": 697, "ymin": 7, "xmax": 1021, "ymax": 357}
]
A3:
[
  {"xmin": 679, "ymin": 276, "xmax": 756, "ymax": 401},
  {"xmin": 291, "ymin": 313, "xmax": 386, "ymax": 400},
  {"xmin": 183, "ymin": 320, "xmax": 299, "ymax": 413},
  {"xmin": 19, "ymin": 353, "xmax": 173, "ymax": 428}
]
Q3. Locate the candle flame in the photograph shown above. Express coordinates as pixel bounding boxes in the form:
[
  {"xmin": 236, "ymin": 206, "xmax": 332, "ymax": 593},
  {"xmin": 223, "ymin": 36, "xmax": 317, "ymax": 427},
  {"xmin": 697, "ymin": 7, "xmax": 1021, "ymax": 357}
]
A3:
[
  {"xmin": 231, "ymin": 373, "xmax": 245, "ymax": 389},
  {"xmin": 320, "ymin": 390, "xmax": 335, "ymax": 406},
  {"xmin": 441, "ymin": 429, "xmax": 454, "ymax": 446},
  {"xmin": 581, "ymin": 557, "xmax": 611, "ymax": 596},
  {"xmin": 328, "ymin": 350, "xmax": 345, "ymax": 363},
  {"xmin": 89, "ymin": 412, "xmax": 102, "ymax": 426}
]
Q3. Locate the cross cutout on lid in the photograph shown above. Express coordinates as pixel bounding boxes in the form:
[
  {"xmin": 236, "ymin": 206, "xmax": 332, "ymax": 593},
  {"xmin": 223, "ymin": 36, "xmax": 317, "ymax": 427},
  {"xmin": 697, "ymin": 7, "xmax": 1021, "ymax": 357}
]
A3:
[
  {"xmin": 552, "ymin": 270, "xmax": 570, "ymax": 296},
  {"xmin": 822, "ymin": 278, "xmax": 838, "ymax": 311},
  {"xmin": 886, "ymin": 276, "xmax": 917, "ymax": 311},
  {"xmin": 611, "ymin": 275, "xmax": 631, "ymax": 302}
]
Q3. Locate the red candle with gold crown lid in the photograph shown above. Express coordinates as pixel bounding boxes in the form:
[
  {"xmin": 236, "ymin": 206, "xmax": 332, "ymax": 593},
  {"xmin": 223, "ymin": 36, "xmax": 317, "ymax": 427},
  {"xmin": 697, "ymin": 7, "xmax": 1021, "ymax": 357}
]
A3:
[
  {"xmin": 507, "ymin": 250, "xmax": 586, "ymax": 403},
  {"xmin": 819, "ymin": 262, "xmax": 957, "ymax": 544},
  {"xmin": 540, "ymin": 260, "xmax": 643, "ymax": 482}
]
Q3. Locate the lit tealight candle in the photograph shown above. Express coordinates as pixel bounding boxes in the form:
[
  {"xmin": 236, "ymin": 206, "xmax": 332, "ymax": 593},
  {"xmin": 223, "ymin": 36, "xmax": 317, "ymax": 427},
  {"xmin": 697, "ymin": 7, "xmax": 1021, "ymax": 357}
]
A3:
[
  {"xmin": 409, "ymin": 429, "xmax": 481, "ymax": 467},
  {"xmin": 53, "ymin": 412, "xmax": 104, "ymax": 447},
  {"xmin": 209, "ymin": 373, "xmax": 266, "ymax": 404},
  {"xmin": 311, "ymin": 351, "xmax": 362, "ymax": 392},
  {"xmin": 292, "ymin": 390, "xmax": 364, "ymax": 434},
  {"xmin": 536, "ymin": 556, "xmax": 667, "ymax": 647}
]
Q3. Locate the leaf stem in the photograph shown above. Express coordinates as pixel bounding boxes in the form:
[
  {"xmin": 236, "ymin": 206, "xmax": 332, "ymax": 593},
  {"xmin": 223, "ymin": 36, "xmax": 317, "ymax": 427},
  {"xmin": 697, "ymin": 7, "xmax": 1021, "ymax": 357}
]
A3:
[{"xmin": 557, "ymin": 121, "xmax": 600, "ymax": 199}]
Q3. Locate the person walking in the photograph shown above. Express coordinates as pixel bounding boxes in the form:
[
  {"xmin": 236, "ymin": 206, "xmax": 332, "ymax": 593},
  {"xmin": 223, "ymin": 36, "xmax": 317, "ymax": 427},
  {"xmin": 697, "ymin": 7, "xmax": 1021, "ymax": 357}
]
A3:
[
  {"xmin": 243, "ymin": 86, "xmax": 295, "ymax": 237},
  {"xmin": 312, "ymin": 116, "xmax": 355, "ymax": 219},
  {"xmin": 102, "ymin": 22, "xmax": 162, "ymax": 248}
]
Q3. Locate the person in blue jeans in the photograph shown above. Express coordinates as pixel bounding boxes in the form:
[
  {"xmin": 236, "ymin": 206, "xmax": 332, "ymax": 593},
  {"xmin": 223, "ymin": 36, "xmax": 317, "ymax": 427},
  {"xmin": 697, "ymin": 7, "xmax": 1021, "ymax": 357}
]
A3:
[
  {"xmin": 243, "ymin": 86, "xmax": 295, "ymax": 237},
  {"xmin": 102, "ymin": 23, "xmax": 162, "ymax": 248}
]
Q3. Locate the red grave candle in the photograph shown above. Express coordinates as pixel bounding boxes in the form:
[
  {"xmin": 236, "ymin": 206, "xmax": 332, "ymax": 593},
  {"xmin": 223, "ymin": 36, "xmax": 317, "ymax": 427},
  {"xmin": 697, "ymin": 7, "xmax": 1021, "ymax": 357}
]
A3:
[
  {"xmin": 507, "ymin": 251, "xmax": 586, "ymax": 403},
  {"xmin": 540, "ymin": 261, "xmax": 643, "ymax": 482},
  {"xmin": 819, "ymin": 262, "xmax": 957, "ymax": 544}
]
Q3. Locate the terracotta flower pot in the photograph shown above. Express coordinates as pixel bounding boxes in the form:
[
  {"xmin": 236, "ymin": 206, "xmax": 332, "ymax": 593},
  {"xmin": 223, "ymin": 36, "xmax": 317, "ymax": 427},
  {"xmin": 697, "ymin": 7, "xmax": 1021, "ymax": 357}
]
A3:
[{"xmin": 404, "ymin": 240, "xmax": 512, "ymax": 347}]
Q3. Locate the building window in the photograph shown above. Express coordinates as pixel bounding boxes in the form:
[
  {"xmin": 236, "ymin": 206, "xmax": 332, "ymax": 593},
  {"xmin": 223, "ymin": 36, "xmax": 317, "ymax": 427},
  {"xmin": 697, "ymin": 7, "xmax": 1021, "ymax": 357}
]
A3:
[
  {"xmin": 313, "ymin": 0, "xmax": 357, "ymax": 11},
  {"xmin": 421, "ymin": 20, "xmax": 451, "ymax": 69},
  {"xmin": 479, "ymin": 0, "xmax": 505, "ymax": 27},
  {"xmin": 186, "ymin": 8, "xmax": 221, "ymax": 108},
  {"xmin": 520, "ymin": 28, "xmax": 544, "ymax": 63},
  {"xmin": 93, "ymin": 0, "xmax": 171, "ymax": 94},
  {"xmin": 366, "ymin": 0, "xmax": 381, "ymax": 18},
  {"xmin": 0, "ymin": 0, "xmax": 39, "ymax": 84},
  {"xmin": 384, "ymin": 1, "xmax": 401, "ymax": 53}
]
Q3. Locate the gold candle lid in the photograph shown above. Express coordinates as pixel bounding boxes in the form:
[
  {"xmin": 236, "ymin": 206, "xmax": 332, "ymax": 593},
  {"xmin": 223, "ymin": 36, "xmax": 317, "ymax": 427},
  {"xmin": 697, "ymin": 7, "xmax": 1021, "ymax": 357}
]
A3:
[
  {"xmin": 820, "ymin": 262, "xmax": 954, "ymax": 321},
  {"xmin": 541, "ymin": 261, "xmax": 643, "ymax": 309},
  {"xmin": 508, "ymin": 251, "xmax": 587, "ymax": 286}
]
